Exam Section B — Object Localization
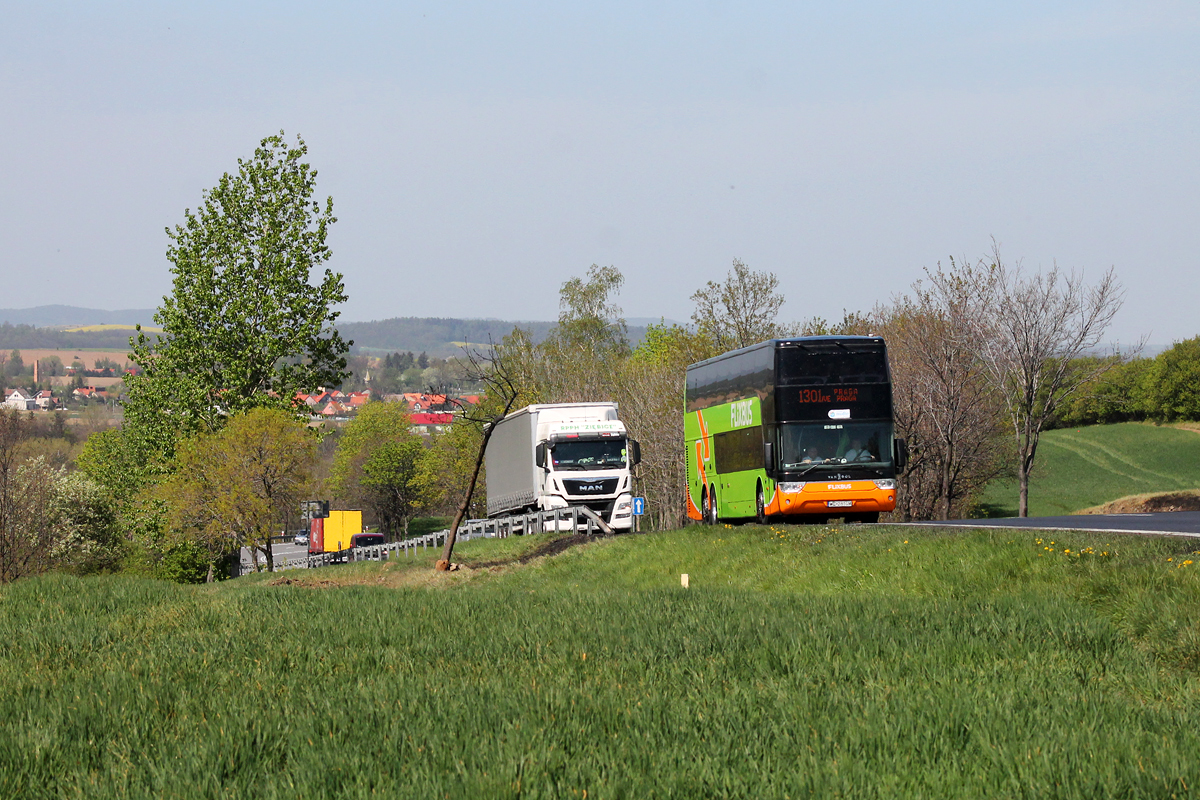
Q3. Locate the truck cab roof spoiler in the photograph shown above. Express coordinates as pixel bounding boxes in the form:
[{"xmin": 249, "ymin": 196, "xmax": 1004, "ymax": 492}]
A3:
[{"xmin": 549, "ymin": 430, "xmax": 625, "ymax": 442}]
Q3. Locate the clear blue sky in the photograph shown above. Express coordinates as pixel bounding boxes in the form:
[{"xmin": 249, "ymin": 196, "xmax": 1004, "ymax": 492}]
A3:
[{"xmin": 2, "ymin": 1, "xmax": 1196, "ymax": 345}]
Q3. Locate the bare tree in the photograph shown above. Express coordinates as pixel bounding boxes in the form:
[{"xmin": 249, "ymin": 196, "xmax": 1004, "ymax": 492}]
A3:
[
  {"xmin": 0, "ymin": 410, "xmax": 45, "ymax": 582},
  {"xmin": 690, "ymin": 259, "xmax": 786, "ymax": 351},
  {"xmin": 436, "ymin": 341, "xmax": 524, "ymax": 570},
  {"xmin": 880, "ymin": 259, "xmax": 1006, "ymax": 520},
  {"xmin": 611, "ymin": 324, "xmax": 714, "ymax": 531},
  {"xmin": 979, "ymin": 244, "xmax": 1124, "ymax": 516}
]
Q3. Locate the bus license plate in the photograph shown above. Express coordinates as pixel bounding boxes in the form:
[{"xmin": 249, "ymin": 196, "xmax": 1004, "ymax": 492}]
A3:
[{"xmin": 827, "ymin": 500, "xmax": 854, "ymax": 508}]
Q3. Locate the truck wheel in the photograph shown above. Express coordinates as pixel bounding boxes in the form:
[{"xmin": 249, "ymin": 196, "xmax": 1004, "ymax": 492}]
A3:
[{"xmin": 756, "ymin": 484, "xmax": 769, "ymax": 525}]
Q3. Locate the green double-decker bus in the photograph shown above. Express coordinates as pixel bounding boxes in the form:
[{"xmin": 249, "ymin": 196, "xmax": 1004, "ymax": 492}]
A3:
[{"xmin": 685, "ymin": 336, "xmax": 907, "ymax": 524}]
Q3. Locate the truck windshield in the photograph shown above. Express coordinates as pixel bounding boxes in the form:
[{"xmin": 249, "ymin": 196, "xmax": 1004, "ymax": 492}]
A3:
[
  {"xmin": 778, "ymin": 422, "xmax": 893, "ymax": 470},
  {"xmin": 551, "ymin": 438, "xmax": 627, "ymax": 470}
]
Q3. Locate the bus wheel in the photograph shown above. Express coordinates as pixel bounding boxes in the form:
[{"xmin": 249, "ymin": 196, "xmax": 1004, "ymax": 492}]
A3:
[
  {"xmin": 756, "ymin": 484, "xmax": 769, "ymax": 525},
  {"xmin": 706, "ymin": 485, "xmax": 719, "ymax": 525},
  {"xmin": 701, "ymin": 487, "xmax": 713, "ymax": 525}
]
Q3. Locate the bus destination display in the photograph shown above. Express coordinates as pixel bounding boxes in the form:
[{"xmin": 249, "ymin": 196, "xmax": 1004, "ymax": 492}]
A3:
[
  {"xmin": 778, "ymin": 384, "xmax": 890, "ymax": 420},
  {"xmin": 795, "ymin": 387, "xmax": 859, "ymax": 404}
]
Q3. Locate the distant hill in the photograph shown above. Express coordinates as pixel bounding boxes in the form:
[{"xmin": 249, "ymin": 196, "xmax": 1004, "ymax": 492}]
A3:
[
  {"xmin": 340, "ymin": 316, "xmax": 668, "ymax": 357},
  {"xmin": 0, "ymin": 322, "xmax": 156, "ymax": 352},
  {"xmin": 0, "ymin": 306, "xmax": 673, "ymax": 358},
  {"xmin": 0, "ymin": 305, "xmax": 157, "ymax": 328},
  {"xmin": 339, "ymin": 317, "xmax": 556, "ymax": 356}
]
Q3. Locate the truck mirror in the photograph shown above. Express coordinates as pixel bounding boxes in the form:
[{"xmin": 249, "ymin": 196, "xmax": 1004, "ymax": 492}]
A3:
[
  {"xmin": 893, "ymin": 438, "xmax": 909, "ymax": 472},
  {"xmin": 629, "ymin": 440, "xmax": 642, "ymax": 466},
  {"xmin": 535, "ymin": 443, "xmax": 548, "ymax": 470},
  {"xmin": 763, "ymin": 441, "xmax": 775, "ymax": 478}
]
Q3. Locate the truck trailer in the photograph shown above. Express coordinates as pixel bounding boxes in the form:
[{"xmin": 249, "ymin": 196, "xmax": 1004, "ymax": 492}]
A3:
[
  {"xmin": 484, "ymin": 403, "xmax": 641, "ymax": 531},
  {"xmin": 307, "ymin": 510, "xmax": 369, "ymax": 555}
]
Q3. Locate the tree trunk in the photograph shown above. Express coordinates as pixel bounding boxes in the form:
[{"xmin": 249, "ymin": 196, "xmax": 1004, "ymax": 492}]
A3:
[
  {"xmin": 940, "ymin": 456, "xmax": 953, "ymax": 521},
  {"xmin": 1018, "ymin": 466, "xmax": 1029, "ymax": 517},
  {"xmin": 438, "ymin": 427, "xmax": 491, "ymax": 569}
]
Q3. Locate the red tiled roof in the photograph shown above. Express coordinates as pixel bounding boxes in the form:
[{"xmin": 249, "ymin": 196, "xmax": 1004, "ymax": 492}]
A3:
[{"xmin": 410, "ymin": 412, "xmax": 453, "ymax": 425}]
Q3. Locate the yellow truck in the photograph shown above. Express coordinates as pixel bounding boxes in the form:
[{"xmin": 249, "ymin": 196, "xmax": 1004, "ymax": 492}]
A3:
[{"xmin": 308, "ymin": 510, "xmax": 376, "ymax": 555}]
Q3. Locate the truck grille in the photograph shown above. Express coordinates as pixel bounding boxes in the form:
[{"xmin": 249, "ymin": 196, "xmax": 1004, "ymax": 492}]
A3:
[{"xmin": 562, "ymin": 478, "xmax": 619, "ymax": 496}]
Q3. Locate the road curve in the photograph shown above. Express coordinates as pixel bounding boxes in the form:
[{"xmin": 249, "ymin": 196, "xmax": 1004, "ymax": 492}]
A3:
[{"xmin": 893, "ymin": 511, "xmax": 1200, "ymax": 539}]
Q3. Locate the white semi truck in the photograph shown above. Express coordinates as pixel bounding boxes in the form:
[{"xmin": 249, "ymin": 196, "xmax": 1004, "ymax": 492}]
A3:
[{"xmin": 484, "ymin": 403, "xmax": 641, "ymax": 531}]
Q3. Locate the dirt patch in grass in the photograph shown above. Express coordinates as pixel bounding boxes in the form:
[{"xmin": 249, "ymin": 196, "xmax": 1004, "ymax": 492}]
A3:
[
  {"xmin": 1079, "ymin": 490, "xmax": 1200, "ymax": 514},
  {"xmin": 464, "ymin": 533, "xmax": 608, "ymax": 569},
  {"xmin": 264, "ymin": 560, "xmax": 482, "ymax": 590},
  {"xmin": 268, "ymin": 576, "xmax": 339, "ymax": 589}
]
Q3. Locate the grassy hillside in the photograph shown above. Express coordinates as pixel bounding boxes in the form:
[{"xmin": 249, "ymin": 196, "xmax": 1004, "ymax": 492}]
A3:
[
  {"xmin": 980, "ymin": 422, "xmax": 1200, "ymax": 517},
  {"xmin": 3, "ymin": 525, "xmax": 1200, "ymax": 798}
]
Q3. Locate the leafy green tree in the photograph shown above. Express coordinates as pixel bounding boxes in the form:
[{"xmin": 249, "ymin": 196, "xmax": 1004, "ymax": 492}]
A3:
[
  {"xmin": 0, "ymin": 409, "xmax": 121, "ymax": 582},
  {"xmin": 47, "ymin": 470, "xmax": 121, "ymax": 574},
  {"xmin": 1142, "ymin": 337, "xmax": 1200, "ymax": 422},
  {"xmin": 6, "ymin": 350, "xmax": 23, "ymax": 378},
  {"xmin": 1052, "ymin": 356, "xmax": 1149, "ymax": 427},
  {"xmin": 416, "ymin": 421, "xmax": 488, "ymax": 520},
  {"xmin": 536, "ymin": 264, "xmax": 630, "ymax": 402},
  {"xmin": 159, "ymin": 408, "xmax": 316, "ymax": 576},
  {"xmin": 38, "ymin": 356, "xmax": 64, "ymax": 378},
  {"xmin": 126, "ymin": 131, "xmax": 350, "ymax": 461},
  {"xmin": 690, "ymin": 259, "xmax": 786, "ymax": 351},
  {"xmin": 329, "ymin": 401, "xmax": 427, "ymax": 537}
]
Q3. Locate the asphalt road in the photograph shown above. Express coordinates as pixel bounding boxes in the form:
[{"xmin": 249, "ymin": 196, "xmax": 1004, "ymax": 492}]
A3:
[
  {"xmin": 898, "ymin": 511, "xmax": 1200, "ymax": 539},
  {"xmin": 240, "ymin": 541, "xmax": 311, "ymax": 571}
]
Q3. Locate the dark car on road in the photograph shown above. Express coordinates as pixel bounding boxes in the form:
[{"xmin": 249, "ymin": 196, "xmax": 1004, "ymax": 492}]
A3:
[{"xmin": 350, "ymin": 533, "xmax": 386, "ymax": 560}]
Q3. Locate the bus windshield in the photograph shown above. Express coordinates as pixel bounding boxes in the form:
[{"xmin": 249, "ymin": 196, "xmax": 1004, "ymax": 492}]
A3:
[
  {"xmin": 779, "ymin": 422, "xmax": 892, "ymax": 470},
  {"xmin": 551, "ymin": 439, "xmax": 628, "ymax": 470}
]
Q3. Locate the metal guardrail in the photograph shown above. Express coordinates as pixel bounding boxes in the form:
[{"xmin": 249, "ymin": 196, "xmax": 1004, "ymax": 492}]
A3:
[{"xmin": 268, "ymin": 507, "xmax": 610, "ymax": 573}]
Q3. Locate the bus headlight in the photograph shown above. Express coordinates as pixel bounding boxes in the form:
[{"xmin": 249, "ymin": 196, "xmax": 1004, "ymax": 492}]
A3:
[
  {"xmin": 873, "ymin": 479, "xmax": 896, "ymax": 490},
  {"xmin": 778, "ymin": 482, "xmax": 805, "ymax": 494}
]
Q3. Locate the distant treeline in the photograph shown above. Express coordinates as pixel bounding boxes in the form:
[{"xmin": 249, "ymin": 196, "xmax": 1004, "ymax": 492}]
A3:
[
  {"xmin": 0, "ymin": 323, "xmax": 160, "ymax": 352},
  {"xmin": 339, "ymin": 316, "xmax": 649, "ymax": 357},
  {"xmin": 1054, "ymin": 337, "xmax": 1200, "ymax": 427}
]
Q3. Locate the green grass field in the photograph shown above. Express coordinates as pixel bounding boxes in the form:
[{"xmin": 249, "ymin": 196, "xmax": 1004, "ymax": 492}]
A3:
[
  {"xmin": 980, "ymin": 422, "xmax": 1200, "ymax": 516},
  {"xmin": 3, "ymin": 525, "xmax": 1200, "ymax": 798}
]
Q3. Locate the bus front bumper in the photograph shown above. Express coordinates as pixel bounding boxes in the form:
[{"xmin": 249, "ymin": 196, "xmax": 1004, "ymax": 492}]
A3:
[{"xmin": 768, "ymin": 480, "xmax": 896, "ymax": 516}]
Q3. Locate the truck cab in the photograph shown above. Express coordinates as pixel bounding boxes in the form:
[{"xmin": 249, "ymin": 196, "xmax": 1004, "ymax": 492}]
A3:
[
  {"xmin": 484, "ymin": 402, "xmax": 641, "ymax": 532},
  {"xmin": 536, "ymin": 421, "xmax": 640, "ymax": 530}
]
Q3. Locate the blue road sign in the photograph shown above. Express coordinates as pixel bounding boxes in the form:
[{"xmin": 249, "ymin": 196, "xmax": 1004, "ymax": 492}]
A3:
[{"xmin": 632, "ymin": 497, "xmax": 646, "ymax": 516}]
